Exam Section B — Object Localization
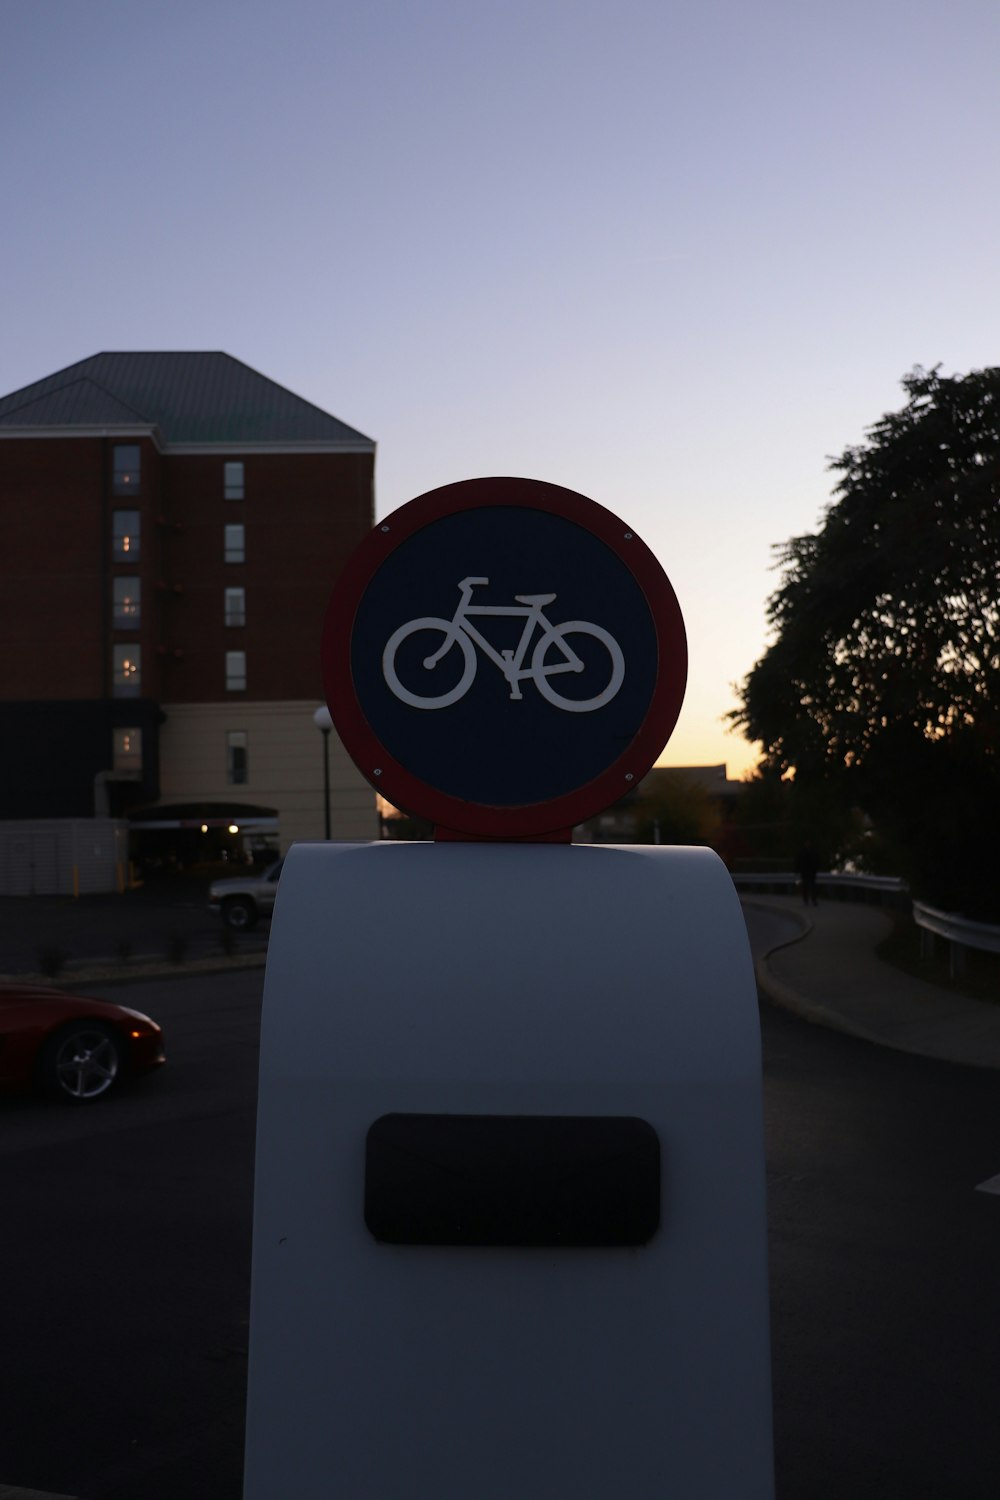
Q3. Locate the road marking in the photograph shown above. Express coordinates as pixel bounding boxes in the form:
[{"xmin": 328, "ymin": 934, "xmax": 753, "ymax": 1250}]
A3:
[
  {"xmin": 974, "ymin": 1172, "xmax": 1000, "ymax": 1195},
  {"xmin": 0, "ymin": 1485, "xmax": 77, "ymax": 1499}
]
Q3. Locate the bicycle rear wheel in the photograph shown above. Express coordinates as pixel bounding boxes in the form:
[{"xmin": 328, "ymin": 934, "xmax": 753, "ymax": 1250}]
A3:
[{"xmin": 383, "ymin": 618, "xmax": 477, "ymax": 709}]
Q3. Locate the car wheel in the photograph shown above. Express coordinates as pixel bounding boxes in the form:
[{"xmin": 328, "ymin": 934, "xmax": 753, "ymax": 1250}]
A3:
[
  {"xmin": 42, "ymin": 1021, "xmax": 124, "ymax": 1104},
  {"xmin": 223, "ymin": 896, "xmax": 257, "ymax": 930}
]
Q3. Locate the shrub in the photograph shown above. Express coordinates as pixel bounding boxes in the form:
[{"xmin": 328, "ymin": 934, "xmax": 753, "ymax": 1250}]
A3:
[
  {"xmin": 165, "ymin": 930, "xmax": 188, "ymax": 965},
  {"xmin": 37, "ymin": 945, "xmax": 70, "ymax": 979}
]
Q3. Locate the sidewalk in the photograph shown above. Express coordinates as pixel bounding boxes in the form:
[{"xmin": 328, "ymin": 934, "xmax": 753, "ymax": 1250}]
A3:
[{"xmin": 746, "ymin": 895, "xmax": 1000, "ymax": 1071}]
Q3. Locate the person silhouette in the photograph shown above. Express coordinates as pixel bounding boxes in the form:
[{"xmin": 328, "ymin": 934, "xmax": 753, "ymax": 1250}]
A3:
[{"xmin": 795, "ymin": 842, "xmax": 820, "ymax": 906}]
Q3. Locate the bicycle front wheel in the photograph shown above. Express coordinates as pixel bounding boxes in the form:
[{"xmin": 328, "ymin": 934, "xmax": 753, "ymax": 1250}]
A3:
[
  {"xmin": 382, "ymin": 617, "xmax": 477, "ymax": 709},
  {"xmin": 531, "ymin": 622, "xmax": 625, "ymax": 712}
]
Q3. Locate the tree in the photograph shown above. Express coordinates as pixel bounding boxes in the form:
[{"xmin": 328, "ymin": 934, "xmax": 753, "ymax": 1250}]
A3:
[
  {"xmin": 727, "ymin": 767, "xmax": 867, "ymax": 875},
  {"xmin": 732, "ymin": 366, "xmax": 1000, "ymax": 917},
  {"xmin": 629, "ymin": 777, "xmax": 722, "ymax": 847}
]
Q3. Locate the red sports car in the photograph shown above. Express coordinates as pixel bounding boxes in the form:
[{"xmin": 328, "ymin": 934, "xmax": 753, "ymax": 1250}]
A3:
[{"xmin": 0, "ymin": 983, "xmax": 165, "ymax": 1104}]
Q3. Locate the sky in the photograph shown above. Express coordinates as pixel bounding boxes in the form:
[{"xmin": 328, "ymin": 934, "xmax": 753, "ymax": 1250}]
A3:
[{"xmin": 5, "ymin": 0, "xmax": 1000, "ymax": 780}]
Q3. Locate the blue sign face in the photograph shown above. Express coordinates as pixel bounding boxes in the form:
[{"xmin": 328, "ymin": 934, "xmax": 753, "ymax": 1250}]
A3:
[{"xmin": 350, "ymin": 506, "xmax": 659, "ymax": 807}]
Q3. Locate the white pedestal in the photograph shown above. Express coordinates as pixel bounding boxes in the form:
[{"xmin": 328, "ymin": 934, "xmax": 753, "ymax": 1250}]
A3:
[{"xmin": 244, "ymin": 841, "xmax": 773, "ymax": 1499}]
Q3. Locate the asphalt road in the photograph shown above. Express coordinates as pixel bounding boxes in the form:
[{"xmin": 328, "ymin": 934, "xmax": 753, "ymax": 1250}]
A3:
[
  {"xmin": 746, "ymin": 904, "xmax": 1000, "ymax": 1497},
  {"xmin": 0, "ymin": 970, "xmax": 262, "ymax": 1500},
  {"xmin": 1, "ymin": 910, "xmax": 999, "ymax": 1498}
]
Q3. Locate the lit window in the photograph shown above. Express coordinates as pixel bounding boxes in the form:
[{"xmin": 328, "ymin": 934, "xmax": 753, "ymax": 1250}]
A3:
[
  {"xmin": 112, "ymin": 445, "xmax": 141, "ymax": 495},
  {"xmin": 113, "ymin": 728, "xmax": 142, "ymax": 772},
  {"xmin": 224, "ymin": 461, "xmax": 244, "ymax": 500},
  {"xmin": 226, "ymin": 650, "xmax": 246, "ymax": 691},
  {"xmin": 224, "ymin": 523, "xmax": 245, "ymax": 563},
  {"xmin": 227, "ymin": 730, "xmax": 248, "ymax": 784},
  {"xmin": 113, "ymin": 644, "xmax": 141, "ymax": 697},
  {"xmin": 113, "ymin": 576, "xmax": 141, "ymax": 627},
  {"xmin": 225, "ymin": 586, "xmax": 246, "ymax": 627},
  {"xmin": 113, "ymin": 510, "xmax": 141, "ymax": 560}
]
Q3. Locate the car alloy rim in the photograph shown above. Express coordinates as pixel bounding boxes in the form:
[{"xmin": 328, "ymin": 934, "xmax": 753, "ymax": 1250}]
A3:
[{"xmin": 55, "ymin": 1030, "xmax": 119, "ymax": 1099}]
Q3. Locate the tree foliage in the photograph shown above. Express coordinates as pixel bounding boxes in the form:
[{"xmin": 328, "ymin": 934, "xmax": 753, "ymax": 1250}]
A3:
[
  {"xmin": 727, "ymin": 767, "xmax": 867, "ymax": 874},
  {"xmin": 733, "ymin": 366, "xmax": 1000, "ymax": 916},
  {"xmin": 629, "ymin": 777, "xmax": 722, "ymax": 847}
]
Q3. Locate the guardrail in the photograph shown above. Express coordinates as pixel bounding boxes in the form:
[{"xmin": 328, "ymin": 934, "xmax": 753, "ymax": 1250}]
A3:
[
  {"xmin": 912, "ymin": 900, "xmax": 1000, "ymax": 979},
  {"xmin": 734, "ymin": 874, "xmax": 999, "ymax": 980},
  {"xmin": 732, "ymin": 871, "xmax": 909, "ymax": 905}
]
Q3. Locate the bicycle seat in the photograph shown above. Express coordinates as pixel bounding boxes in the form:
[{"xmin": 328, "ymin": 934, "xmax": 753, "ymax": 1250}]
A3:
[{"xmin": 514, "ymin": 593, "xmax": 557, "ymax": 606}]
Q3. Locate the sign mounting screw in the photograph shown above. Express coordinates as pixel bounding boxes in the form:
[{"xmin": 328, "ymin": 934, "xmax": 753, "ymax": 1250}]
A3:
[
  {"xmin": 373, "ymin": 768, "xmax": 383, "ymax": 777},
  {"xmin": 380, "ymin": 524, "xmax": 390, "ymax": 533}
]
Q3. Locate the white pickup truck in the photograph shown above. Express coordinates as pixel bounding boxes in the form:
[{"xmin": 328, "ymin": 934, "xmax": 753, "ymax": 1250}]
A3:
[{"xmin": 208, "ymin": 859, "xmax": 284, "ymax": 930}]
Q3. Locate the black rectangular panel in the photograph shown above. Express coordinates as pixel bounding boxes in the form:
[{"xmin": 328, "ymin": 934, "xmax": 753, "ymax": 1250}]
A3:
[{"xmin": 364, "ymin": 1113, "xmax": 660, "ymax": 1247}]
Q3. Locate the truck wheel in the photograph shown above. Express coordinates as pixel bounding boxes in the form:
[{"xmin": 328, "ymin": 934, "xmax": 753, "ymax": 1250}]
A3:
[{"xmin": 223, "ymin": 896, "xmax": 257, "ymax": 930}]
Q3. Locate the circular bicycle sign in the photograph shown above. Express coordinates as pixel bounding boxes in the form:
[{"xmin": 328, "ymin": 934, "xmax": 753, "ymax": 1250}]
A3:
[{"xmin": 321, "ymin": 476, "xmax": 687, "ymax": 838}]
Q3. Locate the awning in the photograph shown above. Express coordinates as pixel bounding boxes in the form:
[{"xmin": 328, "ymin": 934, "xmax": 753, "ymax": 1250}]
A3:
[{"xmin": 128, "ymin": 815, "xmax": 279, "ymax": 831}]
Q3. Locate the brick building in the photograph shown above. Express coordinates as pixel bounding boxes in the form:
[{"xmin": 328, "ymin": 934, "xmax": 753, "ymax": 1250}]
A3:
[{"xmin": 0, "ymin": 352, "xmax": 377, "ymax": 883}]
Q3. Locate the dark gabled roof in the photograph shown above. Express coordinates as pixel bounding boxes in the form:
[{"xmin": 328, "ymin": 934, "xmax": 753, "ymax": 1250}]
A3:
[
  {"xmin": 0, "ymin": 352, "xmax": 374, "ymax": 448},
  {"xmin": 0, "ymin": 378, "xmax": 152, "ymax": 429}
]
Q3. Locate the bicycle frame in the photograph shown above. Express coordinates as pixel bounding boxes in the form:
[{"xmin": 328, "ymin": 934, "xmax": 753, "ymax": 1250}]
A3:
[{"xmin": 427, "ymin": 577, "xmax": 582, "ymax": 698}]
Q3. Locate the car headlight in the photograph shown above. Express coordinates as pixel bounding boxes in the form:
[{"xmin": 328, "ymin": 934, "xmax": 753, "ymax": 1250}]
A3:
[{"xmin": 118, "ymin": 1007, "xmax": 160, "ymax": 1032}]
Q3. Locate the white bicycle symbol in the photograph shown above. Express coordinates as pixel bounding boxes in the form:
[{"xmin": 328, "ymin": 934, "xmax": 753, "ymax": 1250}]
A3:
[{"xmin": 382, "ymin": 576, "xmax": 626, "ymax": 713}]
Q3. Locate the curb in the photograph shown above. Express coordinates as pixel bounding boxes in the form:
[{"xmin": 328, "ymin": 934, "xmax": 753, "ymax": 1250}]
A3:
[
  {"xmin": 0, "ymin": 1486, "xmax": 76, "ymax": 1499},
  {"xmin": 743, "ymin": 896, "xmax": 901, "ymax": 1049},
  {"xmin": 2, "ymin": 951, "xmax": 268, "ymax": 990}
]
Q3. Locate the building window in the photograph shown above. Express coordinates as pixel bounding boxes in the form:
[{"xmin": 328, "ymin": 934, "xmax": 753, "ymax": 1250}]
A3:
[
  {"xmin": 113, "ymin": 510, "xmax": 141, "ymax": 560},
  {"xmin": 226, "ymin": 650, "xmax": 247, "ymax": 691},
  {"xmin": 112, "ymin": 445, "xmax": 141, "ymax": 495},
  {"xmin": 113, "ymin": 576, "xmax": 141, "ymax": 627},
  {"xmin": 224, "ymin": 461, "xmax": 244, "ymax": 500},
  {"xmin": 113, "ymin": 645, "xmax": 141, "ymax": 696},
  {"xmin": 224, "ymin": 523, "xmax": 245, "ymax": 563},
  {"xmin": 224, "ymin": 586, "xmax": 246, "ymax": 627},
  {"xmin": 113, "ymin": 727, "xmax": 142, "ymax": 772},
  {"xmin": 227, "ymin": 730, "xmax": 248, "ymax": 784}
]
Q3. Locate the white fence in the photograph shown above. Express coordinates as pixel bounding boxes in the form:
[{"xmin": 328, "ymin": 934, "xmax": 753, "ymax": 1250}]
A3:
[{"xmin": 0, "ymin": 819, "xmax": 130, "ymax": 896}]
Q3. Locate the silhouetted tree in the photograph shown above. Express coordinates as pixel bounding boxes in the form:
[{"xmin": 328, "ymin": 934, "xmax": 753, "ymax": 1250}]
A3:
[
  {"xmin": 630, "ymin": 777, "xmax": 722, "ymax": 847},
  {"xmin": 728, "ymin": 768, "xmax": 866, "ymax": 874},
  {"xmin": 732, "ymin": 366, "xmax": 1000, "ymax": 916}
]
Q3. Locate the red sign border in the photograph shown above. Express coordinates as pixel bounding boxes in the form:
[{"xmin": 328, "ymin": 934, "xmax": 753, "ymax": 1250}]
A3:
[{"xmin": 321, "ymin": 476, "xmax": 687, "ymax": 839}]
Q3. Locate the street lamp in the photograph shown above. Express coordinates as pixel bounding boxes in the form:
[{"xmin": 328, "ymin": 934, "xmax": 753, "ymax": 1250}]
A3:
[{"xmin": 312, "ymin": 705, "xmax": 333, "ymax": 840}]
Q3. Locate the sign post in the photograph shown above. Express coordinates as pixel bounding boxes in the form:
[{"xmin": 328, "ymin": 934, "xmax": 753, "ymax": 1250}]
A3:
[
  {"xmin": 321, "ymin": 476, "xmax": 687, "ymax": 837},
  {"xmin": 244, "ymin": 477, "xmax": 773, "ymax": 1499}
]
